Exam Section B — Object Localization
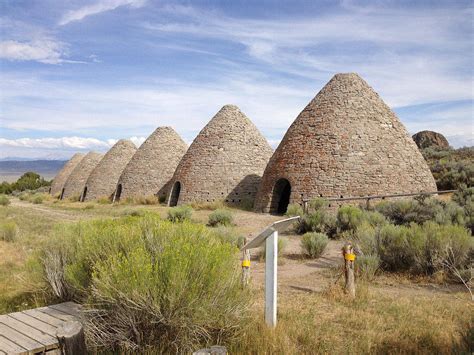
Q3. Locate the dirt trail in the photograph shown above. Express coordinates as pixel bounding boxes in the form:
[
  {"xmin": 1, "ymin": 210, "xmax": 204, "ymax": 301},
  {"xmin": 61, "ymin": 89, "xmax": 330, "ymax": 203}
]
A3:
[{"xmin": 9, "ymin": 198, "xmax": 84, "ymax": 222}]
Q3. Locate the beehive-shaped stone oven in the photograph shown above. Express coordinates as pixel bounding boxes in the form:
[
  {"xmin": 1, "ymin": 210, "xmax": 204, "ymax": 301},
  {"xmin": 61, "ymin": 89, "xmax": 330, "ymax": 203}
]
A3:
[
  {"xmin": 50, "ymin": 153, "xmax": 84, "ymax": 197},
  {"xmin": 167, "ymin": 104, "xmax": 273, "ymax": 207},
  {"xmin": 114, "ymin": 127, "xmax": 187, "ymax": 202},
  {"xmin": 60, "ymin": 151, "xmax": 103, "ymax": 200},
  {"xmin": 81, "ymin": 139, "xmax": 137, "ymax": 202},
  {"xmin": 254, "ymin": 73, "xmax": 437, "ymax": 214}
]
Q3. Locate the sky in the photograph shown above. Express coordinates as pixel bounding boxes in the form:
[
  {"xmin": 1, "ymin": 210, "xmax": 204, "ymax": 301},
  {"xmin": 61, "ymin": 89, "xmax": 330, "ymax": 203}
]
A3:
[{"xmin": 0, "ymin": 0, "xmax": 472, "ymax": 159}]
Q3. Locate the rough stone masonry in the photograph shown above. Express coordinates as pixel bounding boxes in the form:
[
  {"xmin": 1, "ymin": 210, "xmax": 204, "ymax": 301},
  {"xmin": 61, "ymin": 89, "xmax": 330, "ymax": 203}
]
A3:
[{"xmin": 254, "ymin": 73, "xmax": 437, "ymax": 213}]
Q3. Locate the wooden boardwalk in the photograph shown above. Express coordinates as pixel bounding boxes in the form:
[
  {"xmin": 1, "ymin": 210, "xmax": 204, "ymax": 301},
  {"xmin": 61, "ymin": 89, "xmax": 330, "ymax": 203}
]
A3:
[{"xmin": 0, "ymin": 302, "xmax": 81, "ymax": 354}]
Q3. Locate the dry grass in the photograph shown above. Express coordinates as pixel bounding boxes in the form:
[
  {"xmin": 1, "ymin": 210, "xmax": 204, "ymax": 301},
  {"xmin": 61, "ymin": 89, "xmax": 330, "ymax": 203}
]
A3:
[
  {"xmin": 0, "ymin": 197, "xmax": 472, "ymax": 353},
  {"xmin": 231, "ymin": 283, "xmax": 472, "ymax": 354}
]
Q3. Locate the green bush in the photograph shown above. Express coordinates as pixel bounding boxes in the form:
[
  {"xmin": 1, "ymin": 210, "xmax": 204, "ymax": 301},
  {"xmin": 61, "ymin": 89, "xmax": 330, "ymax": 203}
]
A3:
[
  {"xmin": 356, "ymin": 254, "xmax": 380, "ymax": 280},
  {"xmin": 167, "ymin": 205, "xmax": 192, "ymax": 222},
  {"xmin": 287, "ymin": 199, "xmax": 337, "ymax": 236},
  {"xmin": 18, "ymin": 192, "xmax": 30, "ymax": 201},
  {"xmin": 301, "ymin": 232, "xmax": 328, "ymax": 258},
  {"xmin": 121, "ymin": 208, "xmax": 146, "ymax": 217},
  {"xmin": 31, "ymin": 193, "xmax": 44, "ymax": 204},
  {"xmin": 336, "ymin": 205, "xmax": 364, "ymax": 232},
  {"xmin": 376, "ymin": 222, "xmax": 472, "ymax": 274},
  {"xmin": 212, "ymin": 226, "xmax": 246, "ymax": 248},
  {"xmin": 453, "ymin": 185, "xmax": 474, "ymax": 233},
  {"xmin": 375, "ymin": 196, "xmax": 465, "ymax": 227},
  {"xmin": 208, "ymin": 209, "xmax": 234, "ymax": 227},
  {"xmin": 0, "ymin": 221, "xmax": 18, "ymax": 242},
  {"xmin": 0, "ymin": 195, "xmax": 10, "ymax": 206},
  {"xmin": 39, "ymin": 216, "xmax": 251, "ymax": 352}
]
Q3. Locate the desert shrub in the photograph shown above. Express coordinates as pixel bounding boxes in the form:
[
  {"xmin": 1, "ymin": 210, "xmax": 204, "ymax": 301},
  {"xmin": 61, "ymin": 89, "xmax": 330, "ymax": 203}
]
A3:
[
  {"xmin": 337, "ymin": 205, "xmax": 364, "ymax": 232},
  {"xmin": 301, "ymin": 232, "xmax": 328, "ymax": 258},
  {"xmin": 376, "ymin": 222, "xmax": 472, "ymax": 274},
  {"xmin": 213, "ymin": 226, "xmax": 246, "ymax": 248},
  {"xmin": 0, "ymin": 195, "xmax": 10, "ymax": 206},
  {"xmin": 260, "ymin": 236, "xmax": 288, "ymax": 260},
  {"xmin": 288, "ymin": 199, "xmax": 337, "ymax": 236},
  {"xmin": 121, "ymin": 208, "xmax": 146, "ymax": 217},
  {"xmin": 208, "ymin": 209, "xmax": 234, "ymax": 227},
  {"xmin": 356, "ymin": 254, "xmax": 380, "ymax": 280},
  {"xmin": 189, "ymin": 200, "xmax": 225, "ymax": 211},
  {"xmin": 31, "ymin": 193, "xmax": 45, "ymax": 204},
  {"xmin": 97, "ymin": 197, "xmax": 110, "ymax": 204},
  {"xmin": 353, "ymin": 222, "xmax": 378, "ymax": 255},
  {"xmin": 18, "ymin": 191, "xmax": 30, "ymax": 201},
  {"xmin": 84, "ymin": 204, "xmax": 95, "ymax": 210},
  {"xmin": 0, "ymin": 221, "xmax": 18, "ymax": 242},
  {"xmin": 453, "ymin": 185, "xmax": 474, "ymax": 233},
  {"xmin": 39, "ymin": 216, "xmax": 250, "ymax": 352},
  {"xmin": 375, "ymin": 196, "xmax": 465, "ymax": 227},
  {"xmin": 167, "ymin": 205, "xmax": 193, "ymax": 222},
  {"xmin": 68, "ymin": 194, "xmax": 81, "ymax": 202}
]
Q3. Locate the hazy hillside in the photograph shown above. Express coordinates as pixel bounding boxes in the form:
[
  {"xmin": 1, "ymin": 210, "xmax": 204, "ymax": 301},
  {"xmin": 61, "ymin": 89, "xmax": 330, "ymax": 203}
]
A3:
[{"xmin": 0, "ymin": 160, "xmax": 66, "ymax": 182}]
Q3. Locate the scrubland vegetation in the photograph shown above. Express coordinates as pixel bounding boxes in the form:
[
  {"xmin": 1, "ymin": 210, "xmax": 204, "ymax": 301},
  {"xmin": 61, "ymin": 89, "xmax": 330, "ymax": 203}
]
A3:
[
  {"xmin": 0, "ymin": 192, "xmax": 472, "ymax": 353},
  {"xmin": 0, "ymin": 172, "xmax": 51, "ymax": 194}
]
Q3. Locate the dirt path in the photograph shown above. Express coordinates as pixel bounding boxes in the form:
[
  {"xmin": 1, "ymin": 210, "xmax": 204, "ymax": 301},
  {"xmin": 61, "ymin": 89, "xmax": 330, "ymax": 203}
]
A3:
[{"xmin": 9, "ymin": 198, "xmax": 85, "ymax": 222}]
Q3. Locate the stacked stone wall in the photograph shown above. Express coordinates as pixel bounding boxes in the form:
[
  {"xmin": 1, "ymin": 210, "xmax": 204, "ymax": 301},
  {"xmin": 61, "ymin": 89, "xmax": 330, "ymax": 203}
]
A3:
[
  {"xmin": 254, "ymin": 73, "xmax": 437, "ymax": 213},
  {"xmin": 50, "ymin": 153, "xmax": 84, "ymax": 196},
  {"xmin": 167, "ymin": 105, "xmax": 273, "ymax": 207},
  {"xmin": 61, "ymin": 152, "xmax": 103, "ymax": 200},
  {"xmin": 82, "ymin": 140, "xmax": 136, "ymax": 201}
]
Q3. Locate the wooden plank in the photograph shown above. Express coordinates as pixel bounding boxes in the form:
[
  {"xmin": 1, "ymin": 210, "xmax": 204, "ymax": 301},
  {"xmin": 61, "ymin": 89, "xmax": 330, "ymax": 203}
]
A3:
[
  {"xmin": 37, "ymin": 306, "xmax": 76, "ymax": 322},
  {"xmin": 8, "ymin": 312, "xmax": 58, "ymax": 337},
  {"xmin": 21, "ymin": 309, "xmax": 63, "ymax": 328},
  {"xmin": 0, "ymin": 315, "xmax": 57, "ymax": 351},
  {"xmin": 0, "ymin": 323, "xmax": 45, "ymax": 353},
  {"xmin": 0, "ymin": 335, "xmax": 28, "ymax": 355},
  {"xmin": 49, "ymin": 302, "xmax": 81, "ymax": 318}
]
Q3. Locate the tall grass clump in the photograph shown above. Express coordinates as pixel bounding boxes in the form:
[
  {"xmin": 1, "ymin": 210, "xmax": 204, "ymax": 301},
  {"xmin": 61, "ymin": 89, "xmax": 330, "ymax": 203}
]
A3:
[
  {"xmin": 212, "ymin": 226, "xmax": 246, "ymax": 248},
  {"xmin": 208, "ymin": 209, "xmax": 233, "ymax": 227},
  {"xmin": 301, "ymin": 232, "xmax": 328, "ymax": 258},
  {"xmin": 0, "ymin": 221, "xmax": 18, "ymax": 242},
  {"xmin": 167, "ymin": 205, "xmax": 193, "ymax": 222},
  {"xmin": 286, "ymin": 199, "xmax": 336, "ymax": 236},
  {"xmin": 0, "ymin": 195, "xmax": 10, "ymax": 206},
  {"xmin": 39, "ymin": 215, "xmax": 251, "ymax": 352}
]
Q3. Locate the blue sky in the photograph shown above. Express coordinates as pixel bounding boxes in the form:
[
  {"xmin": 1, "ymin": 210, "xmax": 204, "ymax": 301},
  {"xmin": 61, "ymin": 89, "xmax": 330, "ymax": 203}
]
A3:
[{"xmin": 0, "ymin": 0, "xmax": 472, "ymax": 159}]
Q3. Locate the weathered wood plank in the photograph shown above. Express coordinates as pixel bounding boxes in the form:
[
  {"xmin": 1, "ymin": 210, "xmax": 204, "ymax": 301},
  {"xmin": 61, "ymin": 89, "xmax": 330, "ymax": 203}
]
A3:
[
  {"xmin": 0, "ymin": 335, "xmax": 28, "ymax": 355},
  {"xmin": 38, "ymin": 306, "xmax": 76, "ymax": 323},
  {"xmin": 21, "ymin": 309, "xmax": 63, "ymax": 327},
  {"xmin": 0, "ymin": 323, "xmax": 44, "ymax": 353},
  {"xmin": 8, "ymin": 312, "xmax": 58, "ymax": 337},
  {"xmin": 0, "ymin": 315, "xmax": 57, "ymax": 350},
  {"xmin": 49, "ymin": 302, "xmax": 81, "ymax": 318}
]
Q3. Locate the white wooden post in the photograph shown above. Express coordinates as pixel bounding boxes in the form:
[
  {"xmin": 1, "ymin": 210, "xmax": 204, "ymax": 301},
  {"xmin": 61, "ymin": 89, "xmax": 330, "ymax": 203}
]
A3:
[{"xmin": 265, "ymin": 230, "xmax": 278, "ymax": 328}]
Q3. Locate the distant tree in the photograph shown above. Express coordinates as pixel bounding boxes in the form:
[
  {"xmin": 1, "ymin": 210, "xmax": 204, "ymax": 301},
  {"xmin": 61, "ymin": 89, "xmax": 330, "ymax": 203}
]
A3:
[
  {"xmin": 0, "ymin": 182, "xmax": 13, "ymax": 194},
  {"xmin": 11, "ymin": 172, "xmax": 51, "ymax": 192}
]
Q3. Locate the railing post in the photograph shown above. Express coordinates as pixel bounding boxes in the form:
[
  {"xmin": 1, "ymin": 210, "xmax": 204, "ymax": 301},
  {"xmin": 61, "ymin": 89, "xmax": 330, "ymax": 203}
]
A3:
[
  {"xmin": 342, "ymin": 243, "xmax": 356, "ymax": 299},
  {"xmin": 265, "ymin": 230, "xmax": 278, "ymax": 328},
  {"xmin": 241, "ymin": 238, "xmax": 251, "ymax": 287}
]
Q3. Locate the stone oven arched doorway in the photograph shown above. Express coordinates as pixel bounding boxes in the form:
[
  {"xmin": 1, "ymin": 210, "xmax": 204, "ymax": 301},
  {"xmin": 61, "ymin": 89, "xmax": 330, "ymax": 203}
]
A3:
[
  {"xmin": 270, "ymin": 178, "xmax": 291, "ymax": 214},
  {"xmin": 114, "ymin": 184, "xmax": 122, "ymax": 203},
  {"xmin": 81, "ymin": 186, "xmax": 87, "ymax": 202},
  {"xmin": 59, "ymin": 188, "xmax": 65, "ymax": 200},
  {"xmin": 169, "ymin": 181, "xmax": 181, "ymax": 207}
]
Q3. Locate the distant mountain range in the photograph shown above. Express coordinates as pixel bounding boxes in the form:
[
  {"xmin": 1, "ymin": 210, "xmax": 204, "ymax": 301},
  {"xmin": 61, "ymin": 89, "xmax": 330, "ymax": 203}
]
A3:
[{"xmin": 0, "ymin": 160, "xmax": 66, "ymax": 182}]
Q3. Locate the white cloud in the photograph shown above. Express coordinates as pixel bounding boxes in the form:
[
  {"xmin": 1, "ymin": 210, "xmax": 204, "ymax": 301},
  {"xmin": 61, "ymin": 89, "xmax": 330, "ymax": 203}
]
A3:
[
  {"xmin": 59, "ymin": 0, "xmax": 147, "ymax": 26},
  {"xmin": 0, "ymin": 39, "xmax": 65, "ymax": 64}
]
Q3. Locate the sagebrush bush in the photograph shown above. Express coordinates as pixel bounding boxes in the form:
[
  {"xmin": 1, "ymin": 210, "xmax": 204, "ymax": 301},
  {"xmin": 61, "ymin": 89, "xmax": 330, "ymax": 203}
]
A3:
[
  {"xmin": 0, "ymin": 221, "xmax": 18, "ymax": 242},
  {"xmin": 260, "ymin": 237, "xmax": 288, "ymax": 260},
  {"xmin": 31, "ymin": 193, "xmax": 45, "ymax": 204},
  {"xmin": 0, "ymin": 195, "xmax": 10, "ymax": 206},
  {"xmin": 208, "ymin": 209, "xmax": 234, "ymax": 227},
  {"xmin": 301, "ymin": 232, "xmax": 328, "ymax": 258},
  {"xmin": 356, "ymin": 254, "xmax": 380, "ymax": 280},
  {"xmin": 375, "ymin": 196, "xmax": 465, "ymax": 227},
  {"xmin": 287, "ymin": 199, "xmax": 337, "ymax": 236},
  {"xmin": 167, "ymin": 205, "xmax": 192, "ymax": 222},
  {"xmin": 453, "ymin": 185, "xmax": 474, "ymax": 233},
  {"xmin": 376, "ymin": 222, "xmax": 472, "ymax": 274},
  {"xmin": 121, "ymin": 208, "xmax": 146, "ymax": 217},
  {"xmin": 97, "ymin": 197, "xmax": 110, "ymax": 204},
  {"xmin": 336, "ymin": 205, "xmax": 364, "ymax": 232},
  {"xmin": 39, "ymin": 216, "xmax": 251, "ymax": 352},
  {"xmin": 211, "ymin": 226, "xmax": 246, "ymax": 248},
  {"xmin": 18, "ymin": 192, "xmax": 30, "ymax": 201}
]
